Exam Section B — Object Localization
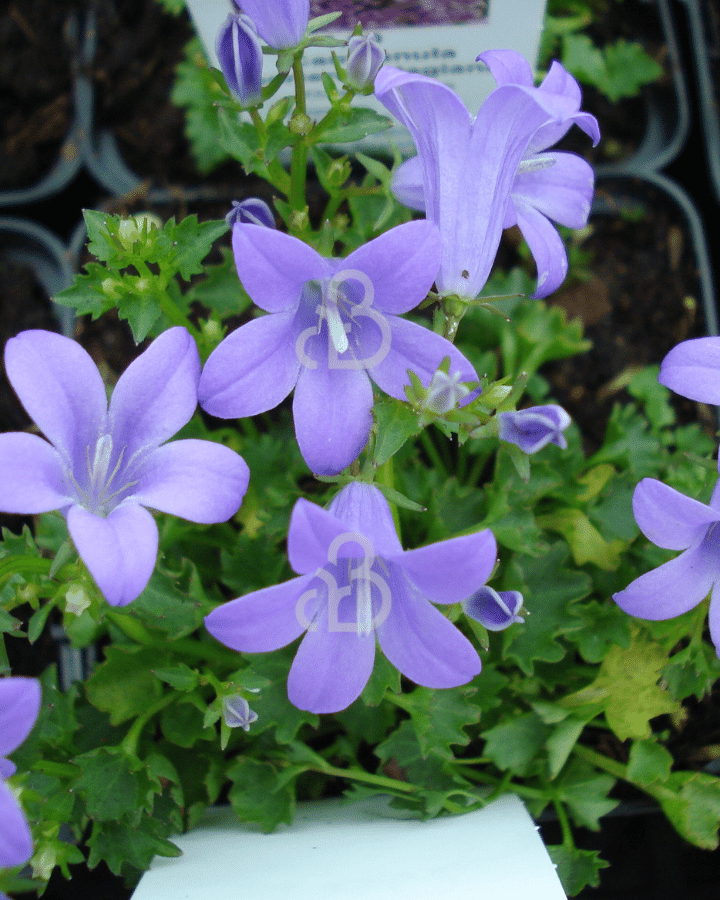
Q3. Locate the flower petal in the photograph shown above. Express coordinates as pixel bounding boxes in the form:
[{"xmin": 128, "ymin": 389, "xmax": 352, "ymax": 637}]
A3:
[
  {"xmin": 232, "ymin": 224, "xmax": 330, "ymax": 313},
  {"xmin": 132, "ymin": 439, "xmax": 249, "ymax": 523},
  {"xmin": 328, "ymin": 482, "xmax": 404, "ymax": 557},
  {"xmin": 67, "ymin": 503, "xmax": 158, "ymax": 606},
  {"xmin": 613, "ymin": 544, "xmax": 715, "ymax": 621},
  {"xmin": 287, "ymin": 596, "xmax": 376, "ymax": 714},
  {"xmin": 709, "ymin": 583, "xmax": 720, "ymax": 658},
  {"xmin": 390, "ymin": 156, "xmax": 425, "ymax": 213},
  {"xmin": 0, "ymin": 678, "xmax": 41, "ymax": 759},
  {"xmin": 399, "ymin": 530, "xmax": 497, "ymax": 603},
  {"xmin": 0, "ymin": 433, "xmax": 71, "ymax": 513},
  {"xmin": 632, "ymin": 478, "xmax": 720, "ymax": 550},
  {"xmin": 287, "ymin": 498, "xmax": 359, "ymax": 575},
  {"xmin": 513, "ymin": 200, "xmax": 568, "ymax": 297},
  {"xmin": 3, "ymin": 330, "xmax": 106, "ymax": 467},
  {"xmin": 204, "ymin": 573, "xmax": 316, "ymax": 652},
  {"xmin": 514, "ymin": 152, "xmax": 593, "ymax": 228},
  {"xmin": 368, "ymin": 315, "xmax": 478, "ymax": 399},
  {"xmin": 293, "ymin": 363, "xmax": 373, "ymax": 475},
  {"xmin": 109, "ymin": 328, "xmax": 200, "ymax": 458},
  {"xmin": 658, "ymin": 337, "xmax": 720, "ymax": 404},
  {"xmin": 376, "ymin": 563, "xmax": 481, "ymax": 687},
  {"xmin": 198, "ymin": 312, "xmax": 299, "ymax": 418},
  {"xmin": 342, "ymin": 220, "xmax": 441, "ymax": 315},
  {"xmin": 236, "ymin": 0, "xmax": 309, "ymax": 49},
  {"xmin": 0, "ymin": 779, "xmax": 33, "ymax": 868}
]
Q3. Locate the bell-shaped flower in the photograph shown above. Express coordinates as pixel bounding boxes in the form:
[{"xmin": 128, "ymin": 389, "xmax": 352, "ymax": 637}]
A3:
[
  {"xmin": 0, "ymin": 677, "xmax": 41, "ymax": 868},
  {"xmin": 234, "ymin": 0, "xmax": 309, "ymax": 50},
  {"xmin": 375, "ymin": 60, "xmax": 571, "ymax": 301},
  {"xmin": 206, "ymin": 482, "xmax": 496, "ymax": 713},
  {"xmin": 346, "ymin": 33, "xmax": 385, "ymax": 90},
  {"xmin": 216, "ymin": 11, "xmax": 263, "ymax": 106},
  {"xmin": 613, "ymin": 474, "xmax": 720, "ymax": 656},
  {"xmin": 497, "ymin": 404, "xmax": 571, "ymax": 454},
  {"xmin": 379, "ymin": 50, "xmax": 599, "ymax": 299},
  {"xmin": 198, "ymin": 220, "xmax": 478, "ymax": 475},
  {"xmin": 463, "ymin": 587, "xmax": 524, "ymax": 631},
  {"xmin": 478, "ymin": 50, "xmax": 599, "ymax": 297},
  {"xmin": 0, "ymin": 328, "xmax": 250, "ymax": 607},
  {"xmin": 658, "ymin": 336, "xmax": 720, "ymax": 404}
]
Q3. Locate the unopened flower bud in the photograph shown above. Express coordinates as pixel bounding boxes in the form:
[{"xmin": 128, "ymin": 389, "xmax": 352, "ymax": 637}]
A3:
[
  {"xmin": 226, "ymin": 198, "xmax": 276, "ymax": 229},
  {"xmin": 346, "ymin": 33, "xmax": 385, "ymax": 89},
  {"xmin": 222, "ymin": 694, "xmax": 258, "ymax": 731},
  {"xmin": 424, "ymin": 370, "xmax": 470, "ymax": 414},
  {"xmin": 497, "ymin": 404, "xmax": 571, "ymax": 454},
  {"xmin": 463, "ymin": 587, "xmax": 524, "ymax": 631},
  {"xmin": 216, "ymin": 12, "xmax": 263, "ymax": 107}
]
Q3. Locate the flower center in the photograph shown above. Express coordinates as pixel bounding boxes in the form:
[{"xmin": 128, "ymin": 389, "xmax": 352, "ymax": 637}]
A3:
[
  {"xmin": 67, "ymin": 434, "xmax": 138, "ymax": 517},
  {"xmin": 321, "ymin": 280, "xmax": 351, "ymax": 355}
]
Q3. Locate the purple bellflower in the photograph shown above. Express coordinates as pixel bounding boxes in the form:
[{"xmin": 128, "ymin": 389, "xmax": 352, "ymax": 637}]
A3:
[
  {"xmin": 0, "ymin": 328, "xmax": 250, "ymax": 607},
  {"xmin": 222, "ymin": 694, "xmax": 258, "ymax": 731},
  {"xmin": 375, "ymin": 60, "xmax": 568, "ymax": 301},
  {"xmin": 613, "ymin": 474, "xmax": 720, "ymax": 656},
  {"xmin": 463, "ymin": 587, "xmax": 524, "ymax": 631},
  {"xmin": 0, "ymin": 677, "xmax": 41, "ymax": 868},
  {"xmin": 205, "ymin": 482, "xmax": 496, "ymax": 714},
  {"xmin": 658, "ymin": 336, "xmax": 720, "ymax": 404},
  {"xmin": 346, "ymin": 33, "xmax": 385, "ymax": 90},
  {"xmin": 216, "ymin": 11, "xmax": 263, "ymax": 106},
  {"xmin": 379, "ymin": 50, "xmax": 599, "ymax": 299},
  {"xmin": 198, "ymin": 220, "xmax": 478, "ymax": 475},
  {"xmin": 235, "ymin": 0, "xmax": 309, "ymax": 49},
  {"xmin": 497, "ymin": 404, "xmax": 571, "ymax": 454}
]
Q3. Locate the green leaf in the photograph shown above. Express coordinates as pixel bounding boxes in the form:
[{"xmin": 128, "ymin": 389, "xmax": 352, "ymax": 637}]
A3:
[
  {"xmin": 537, "ymin": 508, "xmax": 625, "ymax": 570},
  {"xmin": 87, "ymin": 819, "xmax": 181, "ymax": 876},
  {"xmin": 547, "ymin": 844, "xmax": 609, "ymax": 896},
  {"xmin": 658, "ymin": 771, "xmax": 720, "ymax": 850},
  {"xmin": 160, "ymin": 696, "xmax": 212, "ymax": 748},
  {"xmin": 482, "ymin": 712, "xmax": 551, "ymax": 776},
  {"xmin": 75, "ymin": 748, "xmax": 141, "ymax": 821},
  {"xmin": 85, "ymin": 646, "xmax": 163, "ymax": 725},
  {"xmin": 546, "ymin": 716, "xmax": 588, "ymax": 779},
  {"xmin": 317, "ymin": 107, "xmax": 393, "ymax": 143},
  {"xmin": 397, "ymin": 686, "xmax": 481, "ymax": 759},
  {"xmin": 152, "ymin": 664, "xmax": 199, "ymax": 692},
  {"xmin": 188, "ymin": 248, "xmax": 251, "ymax": 317},
  {"xmin": 556, "ymin": 758, "xmax": 618, "ymax": 829},
  {"xmin": 373, "ymin": 399, "xmax": 420, "ymax": 466},
  {"xmin": 164, "ymin": 216, "xmax": 228, "ymax": 281},
  {"xmin": 502, "ymin": 545, "xmax": 589, "ymax": 675},
  {"xmin": 627, "ymin": 740, "xmax": 673, "ymax": 786},
  {"xmin": 228, "ymin": 758, "xmax": 295, "ymax": 832}
]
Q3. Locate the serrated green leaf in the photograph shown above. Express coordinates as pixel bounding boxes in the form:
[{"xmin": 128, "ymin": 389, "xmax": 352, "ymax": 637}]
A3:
[
  {"xmin": 658, "ymin": 771, "xmax": 720, "ymax": 849},
  {"xmin": 397, "ymin": 687, "xmax": 481, "ymax": 759},
  {"xmin": 228, "ymin": 758, "xmax": 294, "ymax": 832},
  {"xmin": 87, "ymin": 819, "xmax": 181, "ymax": 876},
  {"xmin": 482, "ymin": 712, "xmax": 551, "ymax": 776},
  {"xmin": 546, "ymin": 716, "xmax": 588, "ymax": 779},
  {"xmin": 75, "ymin": 748, "xmax": 141, "ymax": 821},
  {"xmin": 317, "ymin": 107, "xmax": 392, "ymax": 143},
  {"xmin": 152, "ymin": 664, "xmax": 199, "ymax": 692},
  {"xmin": 556, "ymin": 758, "xmax": 618, "ymax": 829},
  {"xmin": 85, "ymin": 646, "xmax": 163, "ymax": 726},
  {"xmin": 627, "ymin": 740, "xmax": 673, "ymax": 786},
  {"xmin": 547, "ymin": 844, "xmax": 609, "ymax": 896}
]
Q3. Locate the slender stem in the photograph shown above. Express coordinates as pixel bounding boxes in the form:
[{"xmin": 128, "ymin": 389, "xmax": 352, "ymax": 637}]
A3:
[
  {"xmin": 308, "ymin": 762, "xmax": 418, "ymax": 794},
  {"xmin": 121, "ymin": 693, "xmax": 175, "ymax": 757},
  {"xmin": 289, "ymin": 54, "xmax": 309, "ymax": 213},
  {"xmin": 104, "ymin": 609, "xmax": 155, "ymax": 646},
  {"xmin": 375, "ymin": 458, "xmax": 401, "ymax": 539},
  {"xmin": 0, "ymin": 556, "xmax": 52, "ymax": 586},
  {"xmin": 552, "ymin": 796, "xmax": 574, "ymax": 846}
]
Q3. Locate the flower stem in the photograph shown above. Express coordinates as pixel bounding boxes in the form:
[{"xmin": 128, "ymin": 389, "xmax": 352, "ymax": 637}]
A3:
[
  {"xmin": 121, "ymin": 693, "xmax": 175, "ymax": 758},
  {"xmin": 289, "ymin": 54, "xmax": 309, "ymax": 213}
]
